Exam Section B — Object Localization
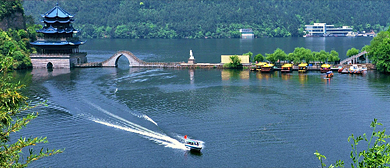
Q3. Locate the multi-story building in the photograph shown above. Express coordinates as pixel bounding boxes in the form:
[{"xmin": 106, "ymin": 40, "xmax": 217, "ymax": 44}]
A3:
[
  {"xmin": 240, "ymin": 28, "xmax": 254, "ymax": 38},
  {"xmin": 304, "ymin": 23, "xmax": 353, "ymax": 37}
]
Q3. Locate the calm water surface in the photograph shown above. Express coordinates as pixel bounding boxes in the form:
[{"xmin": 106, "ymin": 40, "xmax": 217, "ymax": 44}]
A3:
[{"xmin": 16, "ymin": 38, "xmax": 390, "ymax": 167}]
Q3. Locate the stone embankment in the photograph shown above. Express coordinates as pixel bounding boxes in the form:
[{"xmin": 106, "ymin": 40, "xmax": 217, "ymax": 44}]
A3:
[{"xmin": 74, "ymin": 50, "xmax": 376, "ymax": 70}]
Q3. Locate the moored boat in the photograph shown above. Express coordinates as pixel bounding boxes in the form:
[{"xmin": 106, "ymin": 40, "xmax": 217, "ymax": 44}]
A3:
[
  {"xmin": 320, "ymin": 64, "xmax": 331, "ymax": 73},
  {"xmin": 261, "ymin": 63, "xmax": 274, "ymax": 72},
  {"xmin": 348, "ymin": 64, "xmax": 363, "ymax": 74},
  {"xmin": 298, "ymin": 63, "xmax": 308, "ymax": 73},
  {"xmin": 338, "ymin": 67, "xmax": 344, "ymax": 73},
  {"xmin": 281, "ymin": 63, "xmax": 293, "ymax": 73},
  {"xmin": 255, "ymin": 62, "xmax": 267, "ymax": 71},
  {"xmin": 184, "ymin": 135, "xmax": 203, "ymax": 152}
]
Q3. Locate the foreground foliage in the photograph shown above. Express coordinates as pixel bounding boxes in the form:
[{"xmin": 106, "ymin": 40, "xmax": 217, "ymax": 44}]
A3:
[
  {"xmin": 366, "ymin": 30, "xmax": 390, "ymax": 73},
  {"xmin": 315, "ymin": 119, "xmax": 390, "ymax": 168},
  {"xmin": 0, "ymin": 57, "xmax": 63, "ymax": 167}
]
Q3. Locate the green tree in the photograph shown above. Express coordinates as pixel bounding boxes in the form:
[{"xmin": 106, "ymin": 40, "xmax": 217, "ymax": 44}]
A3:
[
  {"xmin": 318, "ymin": 50, "xmax": 329, "ymax": 63},
  {"xmin": 243, "ymin": 51, "xmax": 253, "ymax": 62},
  {"xmin": 223, "ymin": 55, "xmax": 242, "ymax": 69},
  {"xmin": 287, "ymin": 53, "xmax": 294, "ymax": 63},
  {"xmin": 290, "ymin": 47, "xmax": 312, "ymax": 64},
  {"xmin": 313, "ymin": 51, "xmax": 320, "ymax": 63},
  {"xmin": 304, "ymin": 50, "xmax": 315, "ymax": 64},
  {"xmin": 0, "ymin": 56, "xmax": 63, "ymax": 167},
  {"xmin": 273, "ymin": 48, "xmax": 287, "ymax": 63},
  {"xmin": 366, "ymin": 30, "xmax": 390, "ymax": 73},
  {"xmin": 347, "ymin": 48, "xmax": 360, "ymax": 57},
  {"xmin": 253, "ymin": 54, "xmax": 264, "ymax": 63},
  {"xmin": 265, "ymin": 53, "xmax": 277, "ymax": 64},
  {"xmin": 329, "ymin": 50, "xmax": 340, "ymax": 64},
  {"xmin": 315, "ymin": 119, "xmax": 390, "ymax": 168}
]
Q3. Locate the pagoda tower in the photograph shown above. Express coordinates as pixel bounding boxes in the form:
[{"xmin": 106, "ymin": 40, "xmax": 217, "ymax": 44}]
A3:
[{"xmin": 30, "ymin": 3, "xmax": 86, "ymax": 69}]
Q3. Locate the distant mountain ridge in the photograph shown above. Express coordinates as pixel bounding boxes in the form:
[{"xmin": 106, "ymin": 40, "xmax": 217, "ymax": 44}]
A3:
[{"xmin": 23, "ymin": 0, "xmax": 390, "ymax": 39}]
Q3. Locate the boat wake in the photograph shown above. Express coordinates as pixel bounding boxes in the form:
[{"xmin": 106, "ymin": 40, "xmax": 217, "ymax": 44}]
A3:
[{"xmin": 85, "ymin": 101, "xmax": 187, "ymax": 150}]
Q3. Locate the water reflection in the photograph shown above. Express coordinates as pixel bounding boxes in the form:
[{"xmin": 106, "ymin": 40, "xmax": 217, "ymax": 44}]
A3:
[
  {"xmin": 255, "ymin": 72, "xmax": 276, "ymax": 80},
  {"xmin": 298, "ymin": 73, "xmax": 308, "ymax": 85},
  {"xmin": 189, "ymin": 69, "xmax": 194, "ymax": 84},
  {"xmin": 31, "ymin": 68, "xmax": 70, "ymax": 81},
  {"xmin": 221, "ymin": 69, "xmax": 249, "ymax": 80},
  {"xmin": 281, "ymin": 73, "xmax": 292, "ymax": 80}
]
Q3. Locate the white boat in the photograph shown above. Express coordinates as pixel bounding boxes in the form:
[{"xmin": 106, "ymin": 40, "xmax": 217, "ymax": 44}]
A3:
[
  {"xmin": 361, "ymin": 65, "xmax": 368, "ymax": 71},
  {"xmin": 184, "ymin": 135, "xmax": 203, "ymax": 152}
]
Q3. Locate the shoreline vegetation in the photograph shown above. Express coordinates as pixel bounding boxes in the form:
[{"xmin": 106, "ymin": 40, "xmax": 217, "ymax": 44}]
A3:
[
  {"xmin": 23, "ymin": 0, "xmax": 390, "ymax": 39},
  {"xmin": 223, "ymin": 48, "xmax": 341, "ymax": 69}
]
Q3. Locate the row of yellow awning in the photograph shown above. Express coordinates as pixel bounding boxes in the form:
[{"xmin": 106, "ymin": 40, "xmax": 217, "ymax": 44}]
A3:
[
  {"xmin": 281, "ymin": 63, "xmax": 293, "ymax": 68},
  {"xmin": 255, "ymin": 62, "xmax": 267, "ymax": 66},
  {"xmin": 321, "ymin": 64, "xmax": 331, "ymax": 68},
  {"xmin": 262, "ymin": 64, "xmax": 274, "ymax": 67},
  {"xmin": 298, "ymin": 63, "xmax": 308, "ymax": 67},
  {"xmin": 256, "ymin": 63, "xmax": 331, "ymax": 68}
]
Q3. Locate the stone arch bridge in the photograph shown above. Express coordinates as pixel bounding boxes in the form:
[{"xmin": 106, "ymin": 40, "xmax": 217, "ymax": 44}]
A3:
[{"xmin": 101, "ymin": 50, "xmax": 181, "ymax": 67}]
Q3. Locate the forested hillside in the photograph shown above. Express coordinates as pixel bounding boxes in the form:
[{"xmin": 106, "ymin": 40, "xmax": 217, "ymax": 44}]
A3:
[
  {"xmin": 23, "ymin": 0, "xmax": 390, "ymax": 39},
  {"xmin": 0, "ymin": 0, "xmax": 40, "ymax": 69}
]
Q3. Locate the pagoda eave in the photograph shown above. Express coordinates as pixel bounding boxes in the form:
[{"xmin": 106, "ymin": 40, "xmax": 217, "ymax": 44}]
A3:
[
  {"xmin": 42, "ymin": 20, "xmax": 74, "ymax": 24},
  {"xmin": 36, "ymin": 31, "xmax": 78, "ymax": 34},
  {"xmin": 31, "ymin": 41, "xmax": 85, "ymax": 46}
]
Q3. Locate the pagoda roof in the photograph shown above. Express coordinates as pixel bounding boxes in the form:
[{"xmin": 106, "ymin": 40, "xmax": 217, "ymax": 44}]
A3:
[
  {"xmin": 42, "ymin": 3, "xmax": 74, "ymax": 19},
  {"xmin": 36, "ymin": 25, "xmax": 79, "ymax": 34},
  {"xmin": 30, "ymin": 40, "xmax": 85, "ymax": 46},
  {"xmin": 42, "ymin": 19, "xmax": 74, "ymax": 24}
]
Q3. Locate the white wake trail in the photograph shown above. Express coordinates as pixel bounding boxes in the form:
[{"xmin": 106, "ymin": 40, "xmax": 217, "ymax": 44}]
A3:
[{"xmin": 85, "ymin": 101, "xmax": 187, "ymax": 150}]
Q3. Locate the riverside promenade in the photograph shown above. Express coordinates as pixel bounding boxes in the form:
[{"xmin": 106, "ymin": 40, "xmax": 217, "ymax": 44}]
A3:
[
  {"xmin": 75, "ymin": 50, "xmax": 226, "ymax": 69},
  {"xmin": 74, "ymin": 50, "xmax": 375, "ymax": 70}
]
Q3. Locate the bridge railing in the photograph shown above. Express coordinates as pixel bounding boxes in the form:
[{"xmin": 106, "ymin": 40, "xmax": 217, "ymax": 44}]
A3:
[{"xmin": 339, "ymin": 51, "xmax": 368, "ymax": 65}]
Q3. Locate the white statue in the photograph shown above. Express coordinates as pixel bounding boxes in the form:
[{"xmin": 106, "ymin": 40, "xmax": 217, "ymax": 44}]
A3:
[{"xmin": 189, "ymin": 50, "xmax": 194, "ymax": 59}]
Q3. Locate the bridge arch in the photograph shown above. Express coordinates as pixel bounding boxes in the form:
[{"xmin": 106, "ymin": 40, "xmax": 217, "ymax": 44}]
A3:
[{"xmin": 102, "ymin": 50, "xmax": 145, "ymax": 67}]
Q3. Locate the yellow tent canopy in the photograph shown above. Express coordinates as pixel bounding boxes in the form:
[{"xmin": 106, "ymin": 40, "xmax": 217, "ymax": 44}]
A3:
[
  {"xmin": 262, "ymin": 64, "xmax": 274, "ymax": 67},
  {"xmin": 282, "ymin": 63, "xmax": 293, "ymax": 68},
  {"xmin": 298, "ymin": 63, "xmax": 308, "ymax": 67},
  {"xmin": 321, "ymin": 64, "xmax": 331, "ymax": 68},
  {"xmin": 256, "ymin": 62, "xmax": 267, "ymax": 66}
]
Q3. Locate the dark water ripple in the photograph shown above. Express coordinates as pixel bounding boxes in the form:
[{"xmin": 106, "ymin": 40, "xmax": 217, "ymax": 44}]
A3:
[{"xmin": 13, "ymin": 38, "xmax": 390, "ymax": 167}]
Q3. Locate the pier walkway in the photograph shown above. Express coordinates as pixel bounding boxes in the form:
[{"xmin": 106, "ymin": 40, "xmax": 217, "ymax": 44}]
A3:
[
  {"xmin": 75, "ymin": 50, "xmax": 223, "ymax": 69},
  {"xmin": 339, "ymin": 51, "xmax": 368, "ymax": 65},
  {"xmin": 74, "ymin": 50, "xmax": 375, "ymax": 70}
]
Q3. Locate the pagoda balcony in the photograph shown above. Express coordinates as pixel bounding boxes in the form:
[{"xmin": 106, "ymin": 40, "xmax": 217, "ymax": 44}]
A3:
[{"xmin": 36, "ymin": 37, "xmax": 80, "ymax": 42}]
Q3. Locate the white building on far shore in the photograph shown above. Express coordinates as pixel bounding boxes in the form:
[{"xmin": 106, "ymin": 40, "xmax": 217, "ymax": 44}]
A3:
[
  {"xmin": 304, "ymin": 23, "xmax": 353, "ymax": 37},
  {"xmin": 240, "ymin": 28, "xmax": 254, "ymax": 38}
]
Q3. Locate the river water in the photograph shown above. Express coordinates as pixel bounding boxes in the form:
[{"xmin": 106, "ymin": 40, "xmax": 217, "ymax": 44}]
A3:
[{"xmin": 16, "ymin": 37, "xmax": 390, "ymax": 167}]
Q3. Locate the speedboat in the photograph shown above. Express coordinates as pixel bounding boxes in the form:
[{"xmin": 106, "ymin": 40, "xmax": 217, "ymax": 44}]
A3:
[
  {"xmin": 326, "ymin": 71, "xmax": 333, "ymax": 78},
  {"xmin": 184, "ymin": 135, "xmax": 202, "ymax": 152}
]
